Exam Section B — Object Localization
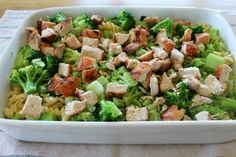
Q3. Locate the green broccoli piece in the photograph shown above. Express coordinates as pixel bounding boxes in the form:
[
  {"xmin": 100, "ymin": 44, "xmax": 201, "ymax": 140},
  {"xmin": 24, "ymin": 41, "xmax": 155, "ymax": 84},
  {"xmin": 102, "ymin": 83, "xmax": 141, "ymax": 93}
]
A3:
[
  {"xmin": 175, "ymin": 23, "xmax": 203, "ymax": 40},
  {"xmin": 164, "ymin": 82, "xmax": 194, "ymax": 108},
  {"xmin": 114, "ymin": 11, "xmax": 135, "ymax": 31},
  {"xmin": 40, "ymin": 112, "xmax": 59, "ymax": 121},
  {"xmin": 99, "ymin": 100, "xmax": 123, "ymax": 121},
  {"xmin": 150, "ymin": 17, "xmax": 174, "ymax": 38},
  {"xmin": 14, "ymin": 46, "xmax": 43, "ymax": 69},
  {"xmin": 47, "ymin": 12, "xmax": 67, "ymax": 23},
  {"xmin": 124, "ymin": 86, "xmax": 143, "ymax": 107},
  {"xmin": 44, "ymin": 54, "xmax": 59, "ymax": 75},
  {"xmin": 189, "ymin": 104, "xmax": 227, "ymax": 120},
  {"xmin": 10, "ymin": 58, "xmax": 50, "ymax": 94},
  {"xmin": 62, "ymin": 48, "xmax": 80, "ymax": 64},
  {"xmin": 72, "ymin": 112, "xmax": 96, "ymax": 121},
  {"xmin": 175, "ymin": 23, "xmax": 189, "ymax": 37},
  {"xmin": 213, "ymin": 96, "xmax": 236, "ymax": 113},
  {"xmin": 146, "ymin": 104, "xmax": 161, "ymax": 121},
  {"xmin": 72, "ymin": 14, "xmax": 96, "ymax": 36},
  {"xmin": 110, "ymin": 66, "xmax": 138, "ymax": 87}
]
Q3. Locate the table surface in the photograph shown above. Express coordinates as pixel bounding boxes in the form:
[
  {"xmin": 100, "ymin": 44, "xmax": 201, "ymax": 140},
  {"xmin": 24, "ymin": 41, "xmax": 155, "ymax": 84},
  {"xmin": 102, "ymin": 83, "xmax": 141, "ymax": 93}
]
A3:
[{"xmin": 0, "ymin": 0, "xmax": 236, "ymax": 157}]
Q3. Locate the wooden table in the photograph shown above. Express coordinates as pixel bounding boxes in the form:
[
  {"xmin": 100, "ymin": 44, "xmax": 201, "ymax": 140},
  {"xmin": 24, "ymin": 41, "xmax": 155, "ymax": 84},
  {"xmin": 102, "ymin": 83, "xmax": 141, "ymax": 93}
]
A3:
[{"xmin": 0, "ymin": 0, "xmax": 236, "ymax": 16}]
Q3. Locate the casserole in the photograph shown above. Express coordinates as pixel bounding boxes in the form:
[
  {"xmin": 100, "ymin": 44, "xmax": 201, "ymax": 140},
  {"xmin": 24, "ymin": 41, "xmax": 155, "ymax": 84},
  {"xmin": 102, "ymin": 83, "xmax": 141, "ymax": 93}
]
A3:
[{"xmin": 0, "ymin": 6, "xmax": 236, "ymax": 144}]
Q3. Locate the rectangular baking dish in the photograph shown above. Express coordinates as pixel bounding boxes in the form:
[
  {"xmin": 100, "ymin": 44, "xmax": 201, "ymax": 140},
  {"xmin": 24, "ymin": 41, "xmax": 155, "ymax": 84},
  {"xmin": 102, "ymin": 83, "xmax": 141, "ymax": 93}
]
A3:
[{"xmin": 0, "ymin": 6, "xmax": 236, "ymax": 144}]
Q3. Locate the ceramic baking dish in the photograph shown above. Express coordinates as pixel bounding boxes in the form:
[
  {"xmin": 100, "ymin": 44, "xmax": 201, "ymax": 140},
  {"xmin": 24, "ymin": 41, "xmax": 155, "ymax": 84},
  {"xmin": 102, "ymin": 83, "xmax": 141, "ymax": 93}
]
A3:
[{"xmin": 0, "ymin": 6, "xmax": 236, "ymax": 144}]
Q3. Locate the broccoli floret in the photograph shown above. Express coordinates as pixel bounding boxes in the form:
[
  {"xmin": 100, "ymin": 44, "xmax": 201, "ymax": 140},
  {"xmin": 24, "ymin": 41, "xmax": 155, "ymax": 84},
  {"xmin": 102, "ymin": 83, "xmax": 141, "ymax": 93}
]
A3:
[
  {"xmin": 72, "ymin": 112, "xmax": 96, "ymax": 121},
  {"xmin": 110, "ymin": 66, "xmax": 138, "ymax": 87},
  {"xmin": 123, "ymin": 86, "xmax": 143, "ymax": 107},
  {"xmin": 47, "ymin": 12, "xmax": 67, "ymax": 23},
  {"xmin": 114, "ymin": 11, "xmax": 135, "ymax": 31},
  {"xmin": 164, "ymin": 82, "xmax": 194, "ymax": 108},
  {"xmin": 62, "ymin": 48, "xmax": 80, "ymax": 64},
  {"xmin": 40, "ymin": 112, "xmax": 59, "ymax": 121},
  {"xmin": 213, "ymin": 96, "xmax": 236, "ymax": 113},
  {"xmin": 146, "ymin": 104, "xmax": 161, "ymax": 121},
  {"xmin": 10, "ymin": 58, "xmax": 50, "ymax": 94},
  {"xmin": 150, "ymin": 17, "xmax": 174, "ymax": 38},
  {"xmin": 189, "ymin": 104, "xmax": 228, "ymax": 120},
  {"xmin": 14, "ymin": 46, "xmax": 43, "ymax": 69},
  {"xmin": 72, "ymin": 14, "xmax": 96, "ymax": 36},
  {"xmin": 99, "ymin": 100, "xmax": 123, "ymax": 121},
  {"xmin": 44, "ymin": 54, "xmax": 59, "ymax": 75}
]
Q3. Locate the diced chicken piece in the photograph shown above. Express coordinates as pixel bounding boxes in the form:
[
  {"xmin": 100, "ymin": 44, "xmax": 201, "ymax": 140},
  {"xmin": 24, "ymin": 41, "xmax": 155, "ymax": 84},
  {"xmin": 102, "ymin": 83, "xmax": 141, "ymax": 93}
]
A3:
[
  {"xmin": 196, "ymin": 84, "xmax": 212, "ymax": 97},
  {"xmin": 160, "ymin": 38, "xmax": 175, "ymax": 54},
  {"xmin": 48, "ymin": 76, "xmax": 80, "ymax": 97},
  {"xmin": 215, "ymin": 64, "xmax": 232, "ymax": 82},
  {"xmin": 181, "ymin": 41, "xmax": 199, "ymax": 57},
  {"xmin": 142, "ymin": 71, "xmax": 153, "ymax": 89},
  {"xmin": 179, "ymin": 67, "xmax": 201, "ymax": 79},
  {"xmin": 82, "ymin": 68, "xmax": 98, "ymax": 83},
  {"xmin": 80, "ymin": 29, "xmax": 101, "ymax": 39},
  {"xmin": 79, "ymin": 91, "xmax": 98, "ymax": 105},
  {"xmin": 138, "ymin": 50, "xmax": 154, "ymax": 61},
  {"xmin": 191, "ymin": 94, "xmax": 213, "ymax": 107},
  {"xmin": 66, "ymin": 35, "xmax": 81, "ymax": 49},
  {"xmin": 54, "ymin": 43, "xmax": 65, "ymax": 59},
  {"xmin": 37, "ymin": 18, "xmax": 56, "ymax": 30},
  {"xmin": 134, "ymin": 26, "xmax": 149, "ymax": 47},
  {"xmin": 149, "ymin": 74, "xmax": 159, "ymax": 96},
  {"xmin": 158, "ymin": 58, "xmax": 171, "ymax": 72},
  {"xmin": 160, "ymin": 73, "xmax": 174, "ymax": 92},
  {"xmin": 195, "ymin": 33, "xmax": 210, "ymax": 44},
  {"xmin": 126, "ymin": 106, "xmax": 148, "ymax": 121},
  {"xmin": 82, "ymin": 37, "xmax": 98, "ymax": 47},
  {"xmin": 100, "ymin": 38, "xmax": 113, "ymax": 52},
  {"xmin": 115, "ymin": 33, "xmax": 130, "ymax": 45},
  {"xmin": 19, "ymin": 95, "xmax": 42, "ymax": 117},
  {"xmin": 64, "ymin": 100, "xmax": 86, "ymax": 116},
  {"xmin": 182, "ymin": 75, "xmax": 201, "ymax": 90},
  {"xmin": 56, "ymin": 77, "xmax": 80, "ymax": 97},
  {"xmin": 39, "ymin": 42, "xmax": 54, "ymax": 55},
  {"xmin": 106, "ymin": 83, "xmax": 128, "ymax": 98},
  {"xmin": 58, "ymin": 63, "xmax": 71, "ymax": 77},
  {"xmin": 162, "ymin": 105, "xmax": 185, "ymax": 121},
  {"xmin": 149, "ymin": 58, "xmax": 163, "ymax": 71},
  {"xmin": 81, "ymin": 45, "xmax": 105, "ymax": 61},
  {"xmin": 54, "ymin": 17, "xmax": 73, "ymax": 36},
  {"xmin": 124, "ymin": 43, "xmax": 140, "ymax": 55},
  {"xmin": 27, "ymin": 29, "xmax": 41, "ymax": 51},
  {"xmin": 78, "ymin": 56, "xmax": 96, "ymax": 71},
  {"xmin": 91, "ymin": 15, "xmax": 103, "ymax": 25},
  {"xmin": 171, "ymin": 48, "xmax": 184, "ymax": 65},
  {"xmin": 204, "ymin": 74, "xmax": 225, "ymax": 95},
  {"xmin": 125, "ymin": 59, "xmax": 140, "ymax": 70},
  {"xmin": 106, "ymin": 57, "xmax": 115, "ymax": 70},
  {"xmin": 144, "ymin": 16, "xmax": 160, "ymax": 26},
  {"xmin": 41, "ymin": 28, "xmax": 58, "ymax": 42},
  {"xmin": 155, "ymin": 29, "xmax": 168, "ymax": 44},
  {"xmin": 180, "ymin": 28, "xmax": 192, "ymax": 42},
  {"xmin": 153, "ymin": 47, "xmax": 168, "ymax": 59},
  {"xmin": 195, "ymin": 111, "xmax": 211, "ymax": 121},
  {"xmin": 113, "ymin": 52, "xmax": 128, "ymax": 66},
  {"xmin": 131, "ymin": 62, "xmax": 153, "ymax": 82},
  {"xmin": 48, "ymin": 75, "xmax": 63, "ymax": 92},
  {"xmin": 154, "ymin": 97, "xmax": 165, "ymax": 106},
  {"xmin": 109, "ymin": 43, "xmax": 123, "ymax": 54}
]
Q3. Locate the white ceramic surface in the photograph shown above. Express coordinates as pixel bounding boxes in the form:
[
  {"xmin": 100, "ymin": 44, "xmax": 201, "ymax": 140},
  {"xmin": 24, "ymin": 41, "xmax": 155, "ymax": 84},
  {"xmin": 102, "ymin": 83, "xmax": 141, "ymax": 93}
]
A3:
[{"xmin": 0, "ymin": 6, "xmax": 236, "ymax": 144}]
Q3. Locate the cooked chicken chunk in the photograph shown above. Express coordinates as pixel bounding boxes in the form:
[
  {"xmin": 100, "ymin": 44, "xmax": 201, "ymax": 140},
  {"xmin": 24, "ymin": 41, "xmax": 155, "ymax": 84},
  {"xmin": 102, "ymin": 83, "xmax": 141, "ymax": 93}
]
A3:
[
  {"xmin": 195, "ymin": 33, "xmax": 210, "ymax": 44},
  {"xmin": 20, "ymin": 95, "xmax": 42, "ymax": 117},
  {"xmin": 54, "ymin": 17, "xmax": 72, "ymax": 36},
  {"xmin": 131, "ymin": 62, "xmax": 153, "ymax": 82},
  {"xmin": 79, "ymin": 91, "xmax": 98, "ymax": 105},
  {"xmin": 126, "ymin": 106, "xmax": 148, "ymax": 121},
  {"xmin": 215, "ymin": 64, "xmax": 232, "ymax": 82},
  {"xmin": 106, "ymin": 83, "xmax": 128, "ymax": 98},
  {"xmin": 195, "ymin": 111, "xmax": 211, "ymax": 121},
  {"xmin": 41, "ymin": 28, "xmax": 58, "ymax": 42},
  {"xmin": 180, "ymin": 28, "xmax": 192, "ymax": 42},
  {"xmin": 181, "ymin": 41, "xmax": 199, "ymax": 57},
  {"xmin": 124, "ymin": 43, "xmax": 140, "ymax": 54},
  {"xmin": 82, "ymin": 68, "xmax": 98, "ymax": 83},
  {"xmin": 81, "ymin": 45, "xmax": 105, "ymax": 61},
  {"xmin": 65, "ymin": 100, "xmax": 86, "ymax": 116},
  {"xmin": 162, "ymin": 105, "xmax": 185, "ymax": 121},
  {"xmin": 66, "ymin": 35, "xmax": 82, "ymax": 49},
  {"xmin": 109, "ymin": 43, "xmax": 123, "ymax": 54},
  {"xmin": 58, "ymin": 63, "xmax": 71, "ymax": 77},
  {"xmin": 153, "ymin": 47, "xmax": 168, "ymax": 59},
  {"xmin": 160, "ymin": 72, "xmax": 174, "ymax": 92},
  {"xmin": 154, "ymin": 97, "xmax": 165, "ymax": 106},
  {"xmin": 78, "ymin": 56, "xmax": 96, "ymax": 71},
  {"xmin": 179, "ymin": 67, "xmax": 201, "ymax": 79},
  {"xmin": 191, "ymin": 94, "xmax": 213, "ymax": 107},
  {"xmin": 182, "ymin": 75, "xmax": 201, "ymax": 90},
  {"xmin": 139, "ymin": 50, "xmax": 154, "ymax": 61},
  {"xmin": 113, "ymin": 52, "xmax": 128, "ymax": 66},
  {"xmin": 149, "ymin": 74, "xmax": 159, "ymax": 96},
  {"xmin": 115, "ymin": 33, "xmax": 130, "ymax": 45},
  {"xmin": 204, "ymin": 74, "xmax": 225, "ymax": 95},
  {"xmin": 82, "ymin": 37, "xmax": 98, "ymax": 47},
  {"xmin": 196, "ymin": 84, "xmax": 212, "ymax": 97}
]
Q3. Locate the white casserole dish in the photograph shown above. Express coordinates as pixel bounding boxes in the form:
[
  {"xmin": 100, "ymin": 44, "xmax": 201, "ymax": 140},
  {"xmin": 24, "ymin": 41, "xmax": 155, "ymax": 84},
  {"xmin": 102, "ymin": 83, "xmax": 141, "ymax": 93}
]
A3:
[{"xmin": 0, "ymin": 6, "xmax": 236, "ymax": 144}]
